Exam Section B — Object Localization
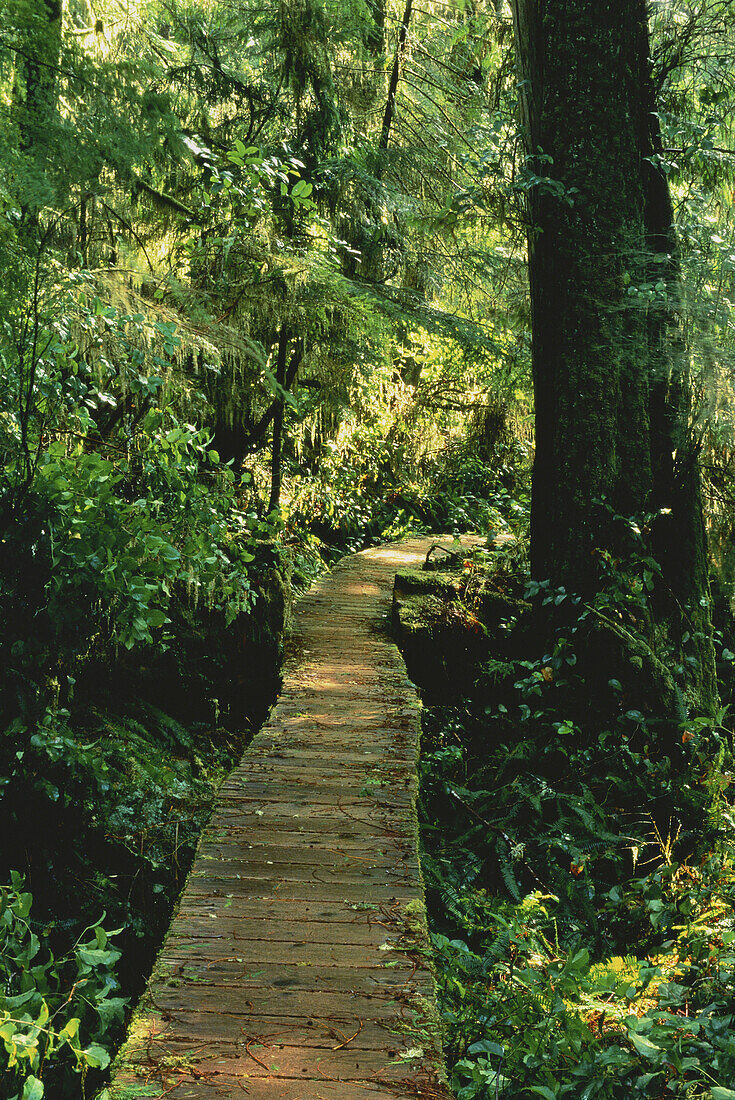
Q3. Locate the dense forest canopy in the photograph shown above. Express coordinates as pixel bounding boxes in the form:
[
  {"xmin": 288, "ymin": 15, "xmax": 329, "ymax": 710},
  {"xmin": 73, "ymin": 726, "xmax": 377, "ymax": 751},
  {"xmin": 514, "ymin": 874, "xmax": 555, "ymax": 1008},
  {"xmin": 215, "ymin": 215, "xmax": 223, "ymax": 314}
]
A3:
[{"xmin": 1, "ymin": 0, "xmax": 735, "ymax": 1096}]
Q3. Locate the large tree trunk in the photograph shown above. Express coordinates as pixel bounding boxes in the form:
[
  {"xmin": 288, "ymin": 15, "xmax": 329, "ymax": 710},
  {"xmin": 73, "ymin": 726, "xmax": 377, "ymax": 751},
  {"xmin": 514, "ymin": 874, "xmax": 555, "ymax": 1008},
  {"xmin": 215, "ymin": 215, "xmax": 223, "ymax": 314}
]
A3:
[
  {"xmin": 14, "ymin": 0, "xmax": 63, "ymax": 155},
  {"xmin": 511, "ymin": 0, "xmax": 717, "ymax": 714}
]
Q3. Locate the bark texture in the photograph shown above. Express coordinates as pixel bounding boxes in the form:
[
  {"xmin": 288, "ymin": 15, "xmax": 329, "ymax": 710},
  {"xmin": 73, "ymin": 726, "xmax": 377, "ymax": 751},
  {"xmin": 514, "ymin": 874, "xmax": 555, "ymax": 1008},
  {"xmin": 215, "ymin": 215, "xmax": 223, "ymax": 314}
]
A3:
[
  {"xmin": 14, "ymin": 0, "xmax": 63, "ymax": 155},
  {"xmin": 268, "ymin": 326, "xmax": 291, "ymax": 514},
  {"xmin": 511, "ymin": 0, "xmax": 717, "ymax": 714}
]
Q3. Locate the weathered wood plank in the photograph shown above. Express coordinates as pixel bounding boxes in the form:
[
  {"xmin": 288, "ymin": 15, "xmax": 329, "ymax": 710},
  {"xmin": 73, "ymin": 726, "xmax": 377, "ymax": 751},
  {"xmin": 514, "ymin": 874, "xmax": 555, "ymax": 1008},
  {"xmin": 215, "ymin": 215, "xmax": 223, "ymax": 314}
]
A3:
[
  {"xmin": 105, "ymin": 538, "xmax": 476, "ymax": 1100},
  {"xmin": 152, "ymin": 958, "xmax": 434, "ymax": 995}
]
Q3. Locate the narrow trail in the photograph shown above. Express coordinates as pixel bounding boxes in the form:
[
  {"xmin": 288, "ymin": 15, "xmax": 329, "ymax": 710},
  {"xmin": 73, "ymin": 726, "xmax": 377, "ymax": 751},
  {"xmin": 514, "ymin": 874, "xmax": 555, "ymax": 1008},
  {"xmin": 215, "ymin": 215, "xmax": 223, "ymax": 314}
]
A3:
[{"xmin": 108, "ymin": 536, "xmax": 472, "ymax": 1100}]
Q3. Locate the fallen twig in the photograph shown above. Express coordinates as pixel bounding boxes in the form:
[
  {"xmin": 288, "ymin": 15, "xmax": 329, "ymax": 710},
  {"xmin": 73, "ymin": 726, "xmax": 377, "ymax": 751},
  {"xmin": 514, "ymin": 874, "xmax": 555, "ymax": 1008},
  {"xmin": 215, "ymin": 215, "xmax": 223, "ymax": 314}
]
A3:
[
  {"xmin": 332, "ymin": 1020, "xmax": 363, "ymax": 1050},
  {"xmin": 245, "ymin": 1039, "xmax": 271, "ymax": 1073}
]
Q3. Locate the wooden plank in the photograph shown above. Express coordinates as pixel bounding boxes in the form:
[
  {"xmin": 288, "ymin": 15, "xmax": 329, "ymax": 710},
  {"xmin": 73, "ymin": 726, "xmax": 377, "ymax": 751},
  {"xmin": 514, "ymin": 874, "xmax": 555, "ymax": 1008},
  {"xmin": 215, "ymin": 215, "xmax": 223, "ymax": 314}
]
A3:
[
  {"xmin": 175, "ymin": 897, "xmax": 406, "ymax": 927},
  {"xmin": 150, "ymin": 987, "xmax": 408, "ymax": 1020},
  {"xmin": 185, "ymin": 878, "xmax": 418, "ymax": 905},
  {"xmin": 170, "ymin": 914, "xmax": 410, "ymax": 946},
  {"xmin": 106, "ymin": 538, "xmax": 473, "ymax": 1100},
  {"xmin": 192, "ymin": 825, "xmax": 416, "ymax": 851},
  {"xmin": 120, "ymin": 1011, "xmax": 407, "ymax": 1051},
  {"xmin": 152, "ymin": 958, "xmax": 434, "ymax": 996},
  {"xmin": 192, "ymin": 846, "xmax": 419, "ymax": 878},
  {"xmin": 155, "ymin": 939, "xmax": 416, "ymax": 971},
  {"xmin": 122, "ymin": 1037, "xmax": 437, "ymax": 1085}
]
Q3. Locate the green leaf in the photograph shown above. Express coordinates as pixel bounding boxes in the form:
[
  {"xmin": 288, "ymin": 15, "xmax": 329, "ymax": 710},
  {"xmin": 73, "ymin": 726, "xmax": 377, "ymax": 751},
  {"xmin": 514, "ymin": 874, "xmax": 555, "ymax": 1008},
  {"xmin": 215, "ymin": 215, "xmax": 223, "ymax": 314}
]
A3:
[
  {"xmin": 468, "ymin": 1040, "xmax": 504, "ymax": 1057},
  {"xmin": 629, "ymin": 1032, "xmax": 661, "ymax": 1059},
  {"xmin": 22, "ymin": 1077, "xmax": 44, "ymax": 1100},
  {"xmin": 569, "ymin": 948, "xmax": 589, "ymax": 970},
  {"xmin": 529, "ymin": 1088, "xmax": 557, "ymax": 1100},
  {"xmin": 711, "ymin": 1090, "xmax": 735, "ymax": 1099},
  {"xmin": 59, "ymin": 1018, "xmax": 80, "ymax": 1041},
  {"xmin": 0, "ymin": 1021, "xmax": 17, "ymax": 1041},
  {"xmin": 77, "ymin": 947, "xmax": 119, "ymax": 967},
  {"xmin": 14, "ymin": 892, "xmax": 33, "ymax": 919},
  {"xmin": 6, "ymin": 991, "xmax": 38, "ymax": 1011},
  {"xmin": 82, "ymin": 1043, "xmax": 111, "ymax": 1070}
]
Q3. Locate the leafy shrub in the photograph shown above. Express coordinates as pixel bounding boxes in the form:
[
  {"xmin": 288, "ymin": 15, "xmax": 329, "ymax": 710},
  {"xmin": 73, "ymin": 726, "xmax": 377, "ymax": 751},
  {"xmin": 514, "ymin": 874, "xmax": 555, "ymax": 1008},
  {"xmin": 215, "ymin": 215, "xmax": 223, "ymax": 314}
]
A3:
[
  {"xmin": 0, "ymin": 277, "xmax": 279, "ymax": 733},
  {"xmin": 0, "ymin": 874, "xmax": 126, "ymax": 1100},
  {"xmin": 432, "ymin": 863, "xmax": 735, "ymax": 1099},
  {"xmin": 414, "ymin": 529, "xmax": 735, "ymax": 1098},
  {"xmin": 36, "ymin": 419, "xmax": 255, "ymax": 652},
  {"xmin": 288, "ymin": 423, "xmax": 529, "ymax": 551}
]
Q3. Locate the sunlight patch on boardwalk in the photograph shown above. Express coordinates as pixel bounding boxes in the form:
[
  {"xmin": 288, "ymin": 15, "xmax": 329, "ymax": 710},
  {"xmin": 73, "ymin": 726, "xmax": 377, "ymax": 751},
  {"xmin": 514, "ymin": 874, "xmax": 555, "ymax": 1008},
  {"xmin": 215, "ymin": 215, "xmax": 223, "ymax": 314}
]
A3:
[{"xmin": 105, "ymin": 537, "xmax": 474, "ymax": 1100}]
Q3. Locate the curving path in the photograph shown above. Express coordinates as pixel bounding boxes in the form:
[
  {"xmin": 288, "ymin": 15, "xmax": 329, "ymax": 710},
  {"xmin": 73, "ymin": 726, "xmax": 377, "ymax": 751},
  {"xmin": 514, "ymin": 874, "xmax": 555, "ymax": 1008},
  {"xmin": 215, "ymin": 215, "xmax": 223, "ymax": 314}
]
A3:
[{"xmin": 106, "ymin": 537, "xmax": 473, "ymax": 1100}]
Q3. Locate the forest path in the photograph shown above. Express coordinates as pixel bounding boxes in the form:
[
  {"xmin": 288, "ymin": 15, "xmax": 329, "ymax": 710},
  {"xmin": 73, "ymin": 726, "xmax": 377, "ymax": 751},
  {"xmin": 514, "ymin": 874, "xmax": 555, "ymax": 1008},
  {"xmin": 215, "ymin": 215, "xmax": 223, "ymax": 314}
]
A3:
[{"xmin": 107, "ymin": 536, "xmax": 476, "ymax": 1100}]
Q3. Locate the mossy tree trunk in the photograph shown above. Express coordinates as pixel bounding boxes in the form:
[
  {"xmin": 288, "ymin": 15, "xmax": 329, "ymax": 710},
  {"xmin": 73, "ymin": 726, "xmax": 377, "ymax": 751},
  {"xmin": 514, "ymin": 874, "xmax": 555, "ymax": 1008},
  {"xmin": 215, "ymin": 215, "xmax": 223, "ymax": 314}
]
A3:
[
  {"xmin": 511, "ymin": 0, "xmax": 717, "ymax": 715},
  {"xmin": 13, "ymin": 0, "xmax": 63, "ymax": 163},
  {"xmin": 268, "ymin": 325, "xmax": 291, "ymax": 514}
]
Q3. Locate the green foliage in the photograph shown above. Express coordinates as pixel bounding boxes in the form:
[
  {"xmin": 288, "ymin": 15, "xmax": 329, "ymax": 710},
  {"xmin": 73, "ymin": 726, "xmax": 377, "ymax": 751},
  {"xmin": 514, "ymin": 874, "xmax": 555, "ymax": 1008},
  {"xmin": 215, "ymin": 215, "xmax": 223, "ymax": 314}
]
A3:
[
  {"xmin": 288, "ymin": 417, "xmax": 528, "ymax": 552},
  {"xmin": 417, "ymin": 522, "xmax": 735, "ymax": 1098},
  {"xmin": 429, "ymin": 850, "xmax": 735, "ymax": 1099},
  {"xmin": 36, "ymin": 419, "xmax": 255, "ymax": 649},
  {"xmin": 0, "ymin": 2, "xmax": 733, "ymax": 1098},
  {"xmin": 0, "ymin": 251, "xmax": 287, "ymax": 1100},
  {"xmin": 0, "ymin": 274, "xmax": 269, "ymax": 723},
  {"xmin": 0, "ymin": 874, "xmax": 126, "ymax": 1099},
  {"xmin": 0, "ymin": 695, "xmax": 257, "ymax": 1095}
]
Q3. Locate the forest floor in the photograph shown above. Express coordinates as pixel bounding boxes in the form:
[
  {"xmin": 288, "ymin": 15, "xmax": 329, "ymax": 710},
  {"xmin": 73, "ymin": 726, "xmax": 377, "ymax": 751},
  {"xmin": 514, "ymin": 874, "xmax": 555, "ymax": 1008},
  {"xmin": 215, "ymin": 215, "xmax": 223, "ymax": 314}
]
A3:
[{"xmin": 105, "ymin": 536, "xmax": 477, "ymax": 1100}]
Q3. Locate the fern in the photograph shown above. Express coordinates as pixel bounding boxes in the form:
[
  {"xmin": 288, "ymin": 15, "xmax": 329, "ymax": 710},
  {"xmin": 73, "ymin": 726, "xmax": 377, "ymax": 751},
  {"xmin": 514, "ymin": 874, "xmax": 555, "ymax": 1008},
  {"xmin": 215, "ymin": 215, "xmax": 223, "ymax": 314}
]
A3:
[
  {"xmin": 485, "ymin": 928, "xmax": 511, "ymax": 964},
  {"xmin": 499, "ymin": 856, "xmax": 521, "ymax": 902}
]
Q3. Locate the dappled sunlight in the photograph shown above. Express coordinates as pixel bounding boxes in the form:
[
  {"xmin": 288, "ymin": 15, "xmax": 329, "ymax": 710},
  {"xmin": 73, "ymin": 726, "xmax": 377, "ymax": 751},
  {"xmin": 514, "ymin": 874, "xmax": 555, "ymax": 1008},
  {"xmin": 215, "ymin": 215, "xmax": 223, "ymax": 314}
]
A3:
[
  {"xmin": 340, "ymin": 581, "xmax": 382, "ymax": 596},
  {"xmin": 105, "ymin": 540, "xmax": 440, "ymax": 1096}
]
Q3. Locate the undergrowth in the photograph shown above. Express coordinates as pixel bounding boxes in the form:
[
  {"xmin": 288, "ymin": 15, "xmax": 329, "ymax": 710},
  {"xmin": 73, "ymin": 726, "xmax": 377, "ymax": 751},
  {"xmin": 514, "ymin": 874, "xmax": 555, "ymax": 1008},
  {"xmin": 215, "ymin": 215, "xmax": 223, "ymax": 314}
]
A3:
[
  {"xmin": 417, "ymin": 535, "xmax": 735, "ymax": 1099},
  {"xmin": 0, "ymin": 543, "xmax": 287, "ymax": 1098},
  {"xmin": 0, "ymin": 698, "xmax": 249, "ymax": 1100},
  {"xmin": 286, "ymin": 428, "xmax": 527, "ymax": 552}
]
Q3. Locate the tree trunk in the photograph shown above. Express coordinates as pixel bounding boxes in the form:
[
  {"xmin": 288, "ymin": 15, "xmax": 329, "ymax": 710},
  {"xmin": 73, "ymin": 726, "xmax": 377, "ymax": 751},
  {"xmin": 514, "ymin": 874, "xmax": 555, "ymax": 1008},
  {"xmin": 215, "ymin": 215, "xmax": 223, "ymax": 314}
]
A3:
[
  {"xmin": 14, "ymin": 0, "xmax": 63, "ymax": 156},
  {"xmin": 510, "ymin": 0, "xmax": 717, "ymax": 714},
  {"xmin": 379, "ymin": 0, "xmax": 413, "ymax": 152},
  {"xmin": 268, "ymin": 327, "xmax": 291, "ymax": 514},
  {"xmin": 245, "ymin": 338, "xmax": 303, "ymax": 453}
]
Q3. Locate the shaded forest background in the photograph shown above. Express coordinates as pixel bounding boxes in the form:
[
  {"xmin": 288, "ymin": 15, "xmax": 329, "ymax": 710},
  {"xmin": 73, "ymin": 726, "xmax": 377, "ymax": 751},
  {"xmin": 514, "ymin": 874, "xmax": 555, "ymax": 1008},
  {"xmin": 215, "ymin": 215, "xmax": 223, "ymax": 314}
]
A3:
[{"xmin": 1, "ymin": 0, "xmax": 735, "ymax": 1097}]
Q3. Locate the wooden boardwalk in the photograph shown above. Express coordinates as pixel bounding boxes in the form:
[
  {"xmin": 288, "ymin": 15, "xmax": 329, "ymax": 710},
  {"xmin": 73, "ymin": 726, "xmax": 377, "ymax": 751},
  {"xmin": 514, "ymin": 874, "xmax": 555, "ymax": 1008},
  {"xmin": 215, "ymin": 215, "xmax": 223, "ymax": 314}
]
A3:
[{"xmin": 107, "ymin": 538, "xmax": 462, "ymax": 1100}]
